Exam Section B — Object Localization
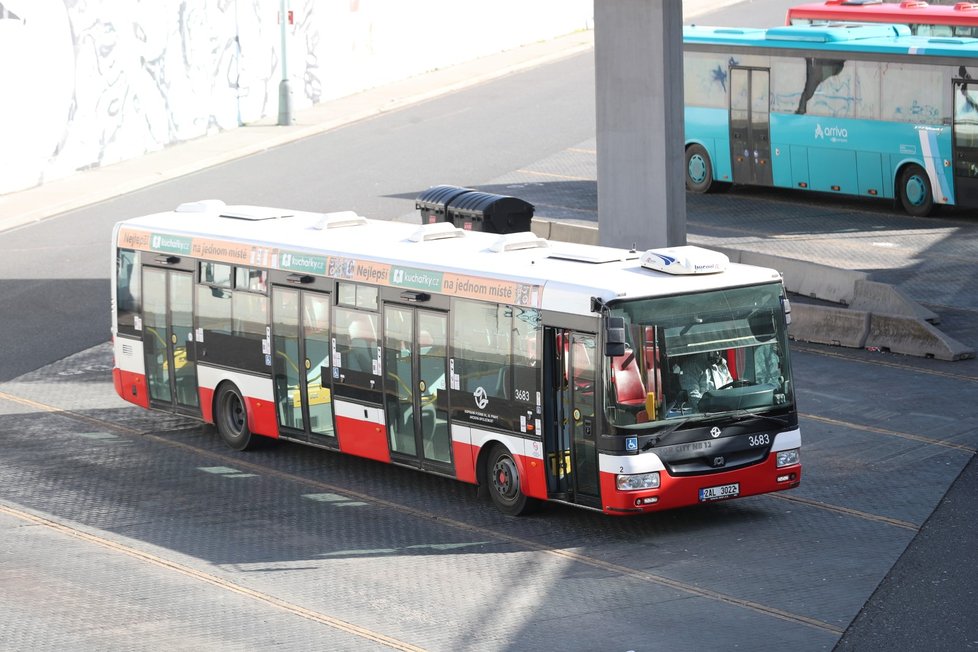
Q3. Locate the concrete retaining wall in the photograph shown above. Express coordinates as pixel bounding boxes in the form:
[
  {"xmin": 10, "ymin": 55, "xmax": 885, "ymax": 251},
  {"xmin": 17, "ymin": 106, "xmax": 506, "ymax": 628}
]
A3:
[{"xmin": 0, "ymin": 0, "xmax": 592, "ymax": 195}]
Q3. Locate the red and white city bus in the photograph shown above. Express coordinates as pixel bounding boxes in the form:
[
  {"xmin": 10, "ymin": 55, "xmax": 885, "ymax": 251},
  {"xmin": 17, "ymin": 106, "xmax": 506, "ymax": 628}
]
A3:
[
  {"xmin": 111, "ymin": 200, "xmax": 800, "ymax": 516},
  {"xmin": 786, "ymin": 0, "xmax": 978, "ymax": 37}
]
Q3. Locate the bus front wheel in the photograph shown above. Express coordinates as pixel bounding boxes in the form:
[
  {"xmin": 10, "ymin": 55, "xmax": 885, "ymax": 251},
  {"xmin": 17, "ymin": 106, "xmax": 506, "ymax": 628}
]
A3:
[
  {"xmin": 215, "ymin": 383, "xmax": 254, "ymax": 451},
  {"xmin": 685, "ymin": 144, "xmax": 715, "ymax": 193},
  {"xmin": 898, "ymin": 164, "xmax": 934, "ymax": 217},
  {"xmin": 485, "ymin": 445, "xmax": 540, "ymax": 516}
]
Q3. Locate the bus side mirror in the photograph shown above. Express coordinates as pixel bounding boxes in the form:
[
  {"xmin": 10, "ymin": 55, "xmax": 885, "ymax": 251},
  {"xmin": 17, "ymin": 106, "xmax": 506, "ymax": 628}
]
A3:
[{"xmin": 605, "ymin": 316, "xmax": 626, "ymax": 357}]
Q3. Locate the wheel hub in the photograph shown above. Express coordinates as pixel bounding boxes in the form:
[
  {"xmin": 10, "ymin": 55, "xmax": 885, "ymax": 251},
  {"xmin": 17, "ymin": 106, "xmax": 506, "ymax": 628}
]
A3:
[
  {"xmin": 906, "ymin": 175, "xmax": 926, "ymax": 206},
  {"xmin": 689, "ymin": 155, "xmax": 707, "ymax": 184},
  {"xmin": 492, "ymin": 458, "xmax": 517, "ymax": 500}
]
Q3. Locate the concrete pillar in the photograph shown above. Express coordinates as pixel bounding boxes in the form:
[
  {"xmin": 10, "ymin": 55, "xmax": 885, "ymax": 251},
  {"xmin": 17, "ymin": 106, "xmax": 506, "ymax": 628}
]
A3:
[{"xmin": 595, "ymin": 0, "xmax": 686, "ymax": 249}]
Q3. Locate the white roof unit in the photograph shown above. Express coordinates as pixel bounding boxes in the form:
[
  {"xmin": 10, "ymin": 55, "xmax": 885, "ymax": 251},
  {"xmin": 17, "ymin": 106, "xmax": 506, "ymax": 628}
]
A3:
[
  {"xmin": 312, "ymin": 211, "xmax": 368, "ymax": 230},
  {"xmin": 489, "ymin": 232, "xmax": 549, "ymax": 252},
  {"xmin": 409, "ymin": 222, "xmax": 465, "ymax": 242},
  {"xmin": 641, "ymin": 245, "xmax": 728, "ymax": 275}
]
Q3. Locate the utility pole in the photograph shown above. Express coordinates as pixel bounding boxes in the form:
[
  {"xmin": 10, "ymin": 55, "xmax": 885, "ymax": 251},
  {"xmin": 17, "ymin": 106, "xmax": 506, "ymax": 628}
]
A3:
[
  {"xmin": 278, "ymin": 0, "xmax": 293, "ymax": 125},
  {"xmin": 595, "ymin": 0, "xmax": 686, "ymax": 249}
]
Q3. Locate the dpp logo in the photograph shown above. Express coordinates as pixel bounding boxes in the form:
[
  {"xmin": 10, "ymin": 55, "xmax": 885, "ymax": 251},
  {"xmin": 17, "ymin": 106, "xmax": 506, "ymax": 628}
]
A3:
[{"xmin": 473, "ymin": 386, "xmax": 489, "ymax": 410}]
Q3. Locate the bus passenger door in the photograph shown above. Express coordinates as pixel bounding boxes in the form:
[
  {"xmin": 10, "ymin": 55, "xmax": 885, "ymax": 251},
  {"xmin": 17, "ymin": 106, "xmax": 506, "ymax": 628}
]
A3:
[
  {"xmin": 141, "ymin": 267, "xmax": 200, "ymax": 416},
  {"xmin": 953, "ymin": 80, "xmax": 978, "ymax": 207},
  {"xmin": 730, "ymin": 67, "xmax": 772, "ymax": 187},
  {"xmin": 383, "ymin": 305, "xmax": 452, "ymax": 472},
  {"xmin": 545, "ymin": 329, "xmax": 599, "ymax": 505},
  {"xmin": 271, "ymin": 287, "xmax": 336, "ymax": 446}
]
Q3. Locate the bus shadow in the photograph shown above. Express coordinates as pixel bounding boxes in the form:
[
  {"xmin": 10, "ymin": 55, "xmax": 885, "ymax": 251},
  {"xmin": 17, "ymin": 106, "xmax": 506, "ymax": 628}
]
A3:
[{"xmin": 0, "ymin": 389, "xmax": 783, "ymax": 569}]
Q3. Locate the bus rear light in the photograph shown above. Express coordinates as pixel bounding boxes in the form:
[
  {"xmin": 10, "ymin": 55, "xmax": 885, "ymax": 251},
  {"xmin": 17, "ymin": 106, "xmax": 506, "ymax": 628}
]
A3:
[
  {"xmin": 777, "ymin": 448, "xmax": 800, "ymax": 468},
  {"xmin": 635, "ymin": 496, "xmax": 659, "ymax": 506}
]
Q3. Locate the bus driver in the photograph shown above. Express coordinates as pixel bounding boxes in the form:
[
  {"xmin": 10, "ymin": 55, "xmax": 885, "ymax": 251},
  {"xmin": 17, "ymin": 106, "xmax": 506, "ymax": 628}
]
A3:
[{"xmin": 675, "ymin": 351, "xmax": 733, "ymax": 409}]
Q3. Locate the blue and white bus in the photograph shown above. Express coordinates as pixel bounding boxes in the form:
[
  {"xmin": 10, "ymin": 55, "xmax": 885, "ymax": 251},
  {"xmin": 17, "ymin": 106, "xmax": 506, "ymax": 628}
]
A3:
[{"xmin": 683, "ymin": 23, "xmax": 978, "ymax": 216}]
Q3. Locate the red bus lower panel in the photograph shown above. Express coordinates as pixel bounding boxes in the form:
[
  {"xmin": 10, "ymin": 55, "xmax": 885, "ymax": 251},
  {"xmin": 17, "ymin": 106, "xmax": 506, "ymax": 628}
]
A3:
[
  {"xmin": 452, "ymin": 441, "xmax": 478, "ymax": 485},
  {"xmin": 599, "ymin": 454, "xmax": 801, "ymax": 515},
  {"xmin": 199, "ymin": 386, "xmax": 215, "ymax": 423},
  {"xmin": 336, "ymin": 415, "xmax": 391, "ymax": 463},
  {"xmin": 113, "ymin": 368, "xmax": 149, "ymax": 409},
  {"xmin": 245, "ymin": 396, "xmax": 279, "ymax": 439}
]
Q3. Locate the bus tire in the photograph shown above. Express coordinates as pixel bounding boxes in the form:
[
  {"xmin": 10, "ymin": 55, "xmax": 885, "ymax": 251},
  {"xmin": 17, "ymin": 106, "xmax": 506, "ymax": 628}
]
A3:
[
  {"xmin": 685, "ymin": 144, "xmax": 714, "ymax": 194},
  {"xmin": 215, "ymin": 383, "xmax": 254, "ymax": 451},
  {"xmin": 485, "ymin": 444, "xmax": 541, "ymax": 516},
  {"xmin": 898, "ymin": 164, "xmax": 934, "ymax": 217}
]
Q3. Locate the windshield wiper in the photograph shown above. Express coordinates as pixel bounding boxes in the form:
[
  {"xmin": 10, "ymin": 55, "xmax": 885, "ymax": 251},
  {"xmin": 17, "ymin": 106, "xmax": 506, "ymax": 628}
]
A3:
[
  {"xmin": 728, "ymin": 411, "xmax": 790, "ymax": 427},
  {"xmin": 642, "ymin": 418, "xmax": 690, "ymax": 450}
]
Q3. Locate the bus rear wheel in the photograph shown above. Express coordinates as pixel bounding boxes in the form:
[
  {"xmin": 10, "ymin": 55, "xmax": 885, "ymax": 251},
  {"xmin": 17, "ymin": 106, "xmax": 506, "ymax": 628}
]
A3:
[
  {"xmin": 485, "ymin": 445, "xmax": 540, "ymax": 516},
  {"xmin": 215, "ymin": 383, "xmax": 254, "ymax": 451},
  {"xmin": 685, "ymin": 144, "xmax": 715, "ymax": 193},
  {"xmin": 898, "ymin": 164, "xmax": 934, "ymax": 217}
]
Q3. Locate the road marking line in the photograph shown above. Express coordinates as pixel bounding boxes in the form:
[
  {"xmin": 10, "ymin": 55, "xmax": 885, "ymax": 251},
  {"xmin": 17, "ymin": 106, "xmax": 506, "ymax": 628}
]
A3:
[
  {"xmin": 0, "ymin": 502, "xmax": 426, "ymax": 652},
  {"xmin": 765, "ymin": 493, "xmax": 919, "ymax": 531},
  {"xmin": 802, "ymin": 413, "xmax": 976, "ymax": 454}
]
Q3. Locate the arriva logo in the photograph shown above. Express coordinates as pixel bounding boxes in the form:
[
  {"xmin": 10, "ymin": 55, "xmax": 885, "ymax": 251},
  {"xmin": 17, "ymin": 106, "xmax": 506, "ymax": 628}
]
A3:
[{"xmin": 815, "ymin": 123, "xmax": 849, "ymax": 141}]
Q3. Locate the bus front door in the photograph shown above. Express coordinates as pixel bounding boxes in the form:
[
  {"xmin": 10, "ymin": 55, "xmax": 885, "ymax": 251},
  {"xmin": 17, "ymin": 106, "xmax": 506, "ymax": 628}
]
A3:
[
  {"xmin": 730, "ymin": 67, "xmax": 772, "ymax": 187},
  {"xmin": 953, "ymin": 80, "xmax": 978, "ymax": 207},
  {"xmin": 271, "ymin": 287, "xmax": 336, "ymax": 446},
  {"xmin": 141, "ymin": 267, "xmax": 200, "ymax": 416},
  {"xmin": 382, "ymin": 305, "xmax": 452, "ymax": 472},
  {"xmin": 546, "ymin": 329, "xmax": 599, "ymax": 507}
]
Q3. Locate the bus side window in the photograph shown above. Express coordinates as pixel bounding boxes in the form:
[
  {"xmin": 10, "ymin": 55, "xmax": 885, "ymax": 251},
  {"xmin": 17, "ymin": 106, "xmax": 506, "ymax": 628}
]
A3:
[
  {"xmin": 116, "ymin": 249, "xmax": 141, "ymax": 335},
  {"xmin": 334, "ymin": 307, "xmax": 379, "ymax": 378},
  {"xmin": 452, "ymin": 300, "xmax": 511, "ymax": 400},
  {"xmin": 347, "ymin": 316, "xmax": 376, "ymax": 373}
]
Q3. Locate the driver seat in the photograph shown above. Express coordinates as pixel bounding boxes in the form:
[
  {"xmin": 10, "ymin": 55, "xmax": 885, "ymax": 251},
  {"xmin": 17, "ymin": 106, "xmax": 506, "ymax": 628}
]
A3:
[{"xmin": 611, "ymin": 349, "xmax": 645, "ymax": 407}]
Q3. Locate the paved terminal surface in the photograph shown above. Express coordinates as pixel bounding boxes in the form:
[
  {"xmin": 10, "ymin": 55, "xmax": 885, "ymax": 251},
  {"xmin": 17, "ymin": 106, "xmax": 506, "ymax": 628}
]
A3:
[
  {"xmin": 2, "ymin": 25, "xmax": 978, "ymax": 652},
  {"xmin": 1, "ymin": 335, "xmax": 976, "ymax": 650}
]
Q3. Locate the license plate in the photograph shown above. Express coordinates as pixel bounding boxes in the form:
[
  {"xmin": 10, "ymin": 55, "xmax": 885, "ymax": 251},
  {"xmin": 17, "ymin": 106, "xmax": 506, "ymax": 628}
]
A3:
[{"xmin": 699, "ymin": 482, "xmax": 740, "ymax": 502}]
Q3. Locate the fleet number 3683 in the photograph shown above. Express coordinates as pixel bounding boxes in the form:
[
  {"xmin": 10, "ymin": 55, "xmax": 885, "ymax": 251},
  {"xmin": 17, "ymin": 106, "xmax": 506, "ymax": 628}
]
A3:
[{"xmin": 748, "ymin": 433, "xmax": 770, "ymax": 447}]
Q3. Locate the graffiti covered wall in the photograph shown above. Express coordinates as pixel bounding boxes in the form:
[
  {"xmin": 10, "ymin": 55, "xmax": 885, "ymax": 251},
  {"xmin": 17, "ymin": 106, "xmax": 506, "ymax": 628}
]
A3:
[{"xmin": 0, "ymin": 0, "xmax": 592, "ymax": 195}]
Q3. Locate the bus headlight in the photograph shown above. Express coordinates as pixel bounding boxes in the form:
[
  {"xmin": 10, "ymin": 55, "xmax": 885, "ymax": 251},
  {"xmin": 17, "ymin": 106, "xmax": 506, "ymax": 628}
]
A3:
[
  {"xmin": 776, "ymin": 448, "xmax": 800, "ymax": 468},
  {"xmin": 616, "ymin": 472, "xmax": 660, "ymax": 491}
]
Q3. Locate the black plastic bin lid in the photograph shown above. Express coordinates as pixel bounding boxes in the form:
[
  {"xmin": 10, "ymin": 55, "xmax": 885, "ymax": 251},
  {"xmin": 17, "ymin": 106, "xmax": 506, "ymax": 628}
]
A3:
[
  {"xmin": 414, "ymin": 185, "xmax": 474, "ymax": 212},
  {"xmin": 447, "ymin": 192, "xmax": 534, "ymax": 233}
]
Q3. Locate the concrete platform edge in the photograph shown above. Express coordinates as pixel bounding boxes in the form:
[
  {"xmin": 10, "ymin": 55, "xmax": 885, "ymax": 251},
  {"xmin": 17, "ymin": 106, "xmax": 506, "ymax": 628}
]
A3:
[{"xmin": 532, "ymin": 218, "xmax": 975, "ymax": 362}]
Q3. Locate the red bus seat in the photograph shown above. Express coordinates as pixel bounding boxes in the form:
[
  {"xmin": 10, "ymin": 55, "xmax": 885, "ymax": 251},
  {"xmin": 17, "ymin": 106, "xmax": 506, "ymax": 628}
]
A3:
[{"xmin": 611, "ymin": 349, "xmax": 645, "ymax": 406}]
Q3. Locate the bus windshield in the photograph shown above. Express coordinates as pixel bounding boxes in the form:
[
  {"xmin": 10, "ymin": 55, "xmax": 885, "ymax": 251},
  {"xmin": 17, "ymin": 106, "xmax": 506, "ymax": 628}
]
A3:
[{"xmin": 606, "ymin": 282, "xmax": 791, "ymax": 428}]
